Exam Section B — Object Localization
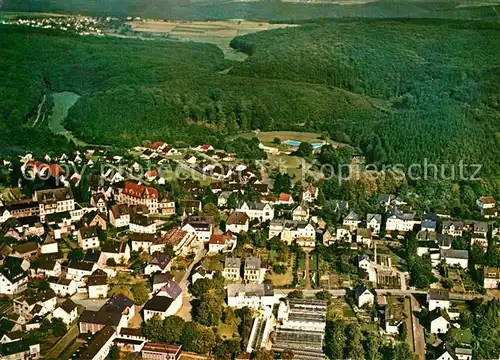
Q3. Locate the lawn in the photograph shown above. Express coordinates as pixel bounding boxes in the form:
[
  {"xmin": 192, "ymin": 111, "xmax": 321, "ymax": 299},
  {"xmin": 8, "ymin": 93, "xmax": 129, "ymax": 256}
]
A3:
[{"xmin": 201, "ymin": 254, "xmax": 225, "ymax": 272}]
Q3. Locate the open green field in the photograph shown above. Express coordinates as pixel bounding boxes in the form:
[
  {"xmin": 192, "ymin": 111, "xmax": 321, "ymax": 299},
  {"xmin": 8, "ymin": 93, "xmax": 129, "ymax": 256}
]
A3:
[{"xmin": 48, "ymin": 92, "xmax": 80, "ymax": 134}]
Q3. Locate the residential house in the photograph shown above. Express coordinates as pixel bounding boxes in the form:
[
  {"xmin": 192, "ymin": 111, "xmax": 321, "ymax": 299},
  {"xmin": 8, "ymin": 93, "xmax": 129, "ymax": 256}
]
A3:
[
  {"xmin": 84, "ymin": 249, "xmax": 107, "ymax": 266},
  {"xmin": 116, "ymin": 328, "xmax": 147, "ymax": 352},
  {"xmin": 79, "ymin": 294, "xmax": 133, "ymax": 334},
  {"xmin": 227, "ymin": 284, "xmax": 274, "ymax": 310},
  {"xmin": 226, "ymin": 212, "xmax": 250, "ymax": 234},
  {"xmin": 430, "ymin": 308, "xmax": 451, "ymax": 334},
  {"xmin": 131, "ymin": 233, "xmax": 155, "ymax": 253},
  {"xmin": 143, "ymin": 281, "xmax": 182, "ymax": 321},
  {"xmin": 427, "ymin": 290, "xmax": 450, "ymax": 312},
  {"xmin": 52, "ymin": 299, "xmax": 78, "ymax": 325},
  {"xmin": 208, "ymin": 233, "xmax": 237, "ymax": 254},
  {"xmin": 144, "ymin": 253, "xmax": 172, "ymax": 276},
  {"xmin": 78, "ymin": 226, "xmax": 100, "ymax": 250},
  {"xmin": 292, "ymin": 205, "xmax": 309, "ymax": 222},
  {"xmin": 40, "ymin": 234, "xmax": 58, "ymax": 254},
  {"xmin": 79, "ymin": 325, "xmax": 116, "ymax": 360},
  {"xmin": 13, "ymin": 289, "xmax": 57, "ymax": 320},
  {"xmin": 0, "ymin": 340, "xmax": 40, "ymax": 360},
  {"xmin": 483, "ymin": 266, "xmax": 500, "ymax": 289},
  {"xmin": 385, "ymin": 207, "xmax": 415, "ymax": 233},
  {"xmin": 181, "ymin": 216, "xmax": 213, "ymax": 242},
  {"xmin": 278, "ymin": 193, "xmax": 294, "ymax": 205},
  {"xmin": 87, "ymin": 270, "xmax": 108, "ymax": 299},
  {"xmin": 223, "ymin": 257, "xmax": 241, "ymax": 281},
  {"xmin": 0, "ymin": 258, "xmax": 29, "ymax": 295},
  {"xmin": 384, "ymin": 299, "xmax": 404, "ymax": 335},
  {"xmin": 354, "ymin": 285, "xmax": 374, "ymax": 308},
  {"xmin": 191, "ymin": 267, "xmax": 215, "ymax": 284},
  {"xmin": 217, "ymin": 191, "xmax": 231, "ymax": 207},
  {"xmin": 117, "ymin": 181, "xmax": 159, "ymax": 214},
  {"xmin": 476, "ymin": 196, "xmax": 496, "ymax": 217},
  {"xmin": 322, "ymin": 228, "xmax": 335, "ymax": 246},
  {"xmin": 101, "ymin": 242, "xmax": 130, "ymax": 264},
  {"xmin": 366, "ymin": 214, "xmax": 382, "ymax": 235},
  {"xmin": 91, "ymin": 193, "xmax": 108, "ymax": 215},
  {"xmin": 468, "ymin": 221, "xmax": 488, "ymax": 249},
  {"xmin": 336, "ymin": 226, "xmax": 352, "ymax": 242},
  {"xmin": 440, "ymin": 249, "xmax": 468, "ymax": 268},
  {"xmin": 141, "ymin": 343, "xmax": 182, "ymax": 360},
  {"xmin": 12, "ymin": 242, "xmax": 39, "ymax": 260},
  {"xmin": 150, "ymin": 229, "xmax": 194, "ymax": 255},
  {"xmin": 343, "ymin": 211, "xmax": 360, "ymax": 231},
  {"xmin": 34, "ymin": 187, "xmax": 75, "ymax": 222},
  {"xmin": 109, "ymin": 204, "xmax": 131, "ymax": 228},
  {"xmin": 442, "ymin": 221, "xmax": 464, "ymax": 237},
  {"xmin": 34, "ymin": 259, "xmax": 61, "ymax": 278},
  {"xmin": 244, "ymin": 257, "xmax": 265, "ymax": 283},
  {"xmin": 83, "ymin": 211, "xmax": 107, "ymax": 231},
  {"xmin": 355, "ymin": 228, "xmax": 372, "ymax": 247},
  {"xmin": 236, "ymin": 202, "xmax": 274, "ymax": 222},
  {"xmin": 67, "ymin": 260, "xmax": 99, "ymax": 281},
  {"xmin": 152, "ymin": 273, "xmax": 174, "ymax": 293},
  {"xmin": 269, "ymin": 220, "xmax": 315, "ymax": 246},
  {"xmin": 454, "ymin": 347, "xmax": 472, "ymax": 360},
  {"xmin": 129, "ymin": 214, "xmax": 156, "ymax": 234},
  {"xmin": 48, "ymin": 276, "xmax": 77, "ymax": 296},
  {"xmin": 421, "ymin": 214, "xmax": 438, "ymax": 232},
  {"xmin": 158, "ymin": 196, "xmax": 176, "ymax": 216}
]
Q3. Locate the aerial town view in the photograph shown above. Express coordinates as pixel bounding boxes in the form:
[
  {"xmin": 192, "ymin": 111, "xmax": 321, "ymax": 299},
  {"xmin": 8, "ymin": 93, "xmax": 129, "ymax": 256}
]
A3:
[{"xmin": 0, "ymin": 0, "xmax": 499, "ymax": 359}]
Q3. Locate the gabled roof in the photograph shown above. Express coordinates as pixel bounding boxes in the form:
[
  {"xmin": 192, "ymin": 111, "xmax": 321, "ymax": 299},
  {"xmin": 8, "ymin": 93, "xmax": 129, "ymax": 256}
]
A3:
[
  {"xmin": 122, "ymin": 181, "xmax": 158, "ymax": 200},
  {"xmin": 354, "ymin": 285, "xmax": 373, "ymax": 298},
  {"xmin": 154, "ymin": 229, "xmax": 188, "ymax": 247},
  {"xmin": 244, "ymin": 256, "xmax": 261, "ymax": 270},
  {"xmin": 101, "ymin": 294, "xmax": 134, "ymax": 313},
  {"xmin": 430, "ymin": 308, "xmax": 451, "ymax": 323},
  {"xmin": 68, "ymin": 260, "xmax": 96, "ymax": 272},
  {"xmin": 80, "ymin": 326, "xmax": 116, "ymax": 360},
  {"xmin": 79, "ymin": 226, "xmax": 99, "ymax": 239},
  {"xmin": 79, "ymin": 310, "xmax": 121, "ymax": 326},
  {"xmin": 153, "ymin": 273, "xmax": 174, "ymax": 285},
  {"xmin": 101, "ymin": 241, "xmax": 128, "ymax": 254},
  {"xmin": 59, "ymin": 299, "xmax": 77, "ymax": 314},
  {"xmin": 227, "ymin": 211, "xmax": 250, "ymax": 225},
  {"xmin": 440, "ymin": 248, "xmax": 469, "ymax": 260},
  {"xmin": 225, "ymin": 257, "xmax": 241, "ymax": 269},
  {"xmin": 158, "ymin": 281, "xmax": 182, "ymax": 299},
  {"xmin": 366, "ymin": 213, "xmax": 382, "ymax": 223},
  {"xmin": 345, "ymin": 211, "xmax": 359, "ymax": 221},
  {"xmin": 143, "ymin": 296, "xmax": 174, "ymax": 312},
  {"xmin": 428, "ymin": 289, "xmax": 450, "ymax": 301},
  {"xmin": 84, "ymin": 249, "xmax": 103, "ymax": 263},
  {"xmin": 150, "ymin": 252, "xmax": 171, "ymax": 270}
]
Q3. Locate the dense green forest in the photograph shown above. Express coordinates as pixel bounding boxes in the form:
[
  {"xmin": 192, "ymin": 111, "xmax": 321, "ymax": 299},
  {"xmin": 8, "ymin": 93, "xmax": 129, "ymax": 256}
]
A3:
[
  {"xmin": 1, "ymin": 18, "xmax": 500, "ymax": 178},
  {"xmin": 2, "ymin": 0, "xmax": 499, "ymax": 21}
]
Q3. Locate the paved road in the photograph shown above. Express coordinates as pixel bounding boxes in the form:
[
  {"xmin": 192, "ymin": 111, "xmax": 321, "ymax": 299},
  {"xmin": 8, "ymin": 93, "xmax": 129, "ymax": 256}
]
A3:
[
  {"xmin": 71, "ymin": 293, "xmax": 107, "ymax": 311},
  {"xmin": 44, "ymin": 324, "xmax": 79, "ymax": 360}
]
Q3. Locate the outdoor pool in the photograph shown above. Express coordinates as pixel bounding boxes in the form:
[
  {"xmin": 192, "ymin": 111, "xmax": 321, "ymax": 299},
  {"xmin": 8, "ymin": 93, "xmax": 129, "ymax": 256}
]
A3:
[{"xmin": 284, "ymin": 139, "xmax": 323, "ymax": 149}]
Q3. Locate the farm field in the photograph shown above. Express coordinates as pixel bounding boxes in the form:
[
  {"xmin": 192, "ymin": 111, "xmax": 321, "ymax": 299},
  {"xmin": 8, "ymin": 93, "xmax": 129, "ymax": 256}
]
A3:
[{"xmin": 125, "ymin": 20, "xmax": 297, "ymax": 60}]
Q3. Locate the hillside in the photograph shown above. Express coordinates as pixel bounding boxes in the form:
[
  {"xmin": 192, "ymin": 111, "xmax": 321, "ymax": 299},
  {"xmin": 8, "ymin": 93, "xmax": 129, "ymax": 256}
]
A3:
[
  {"xmin": 1, "ymin": 18, "xmax": 500, "ymax": 176},
  {"xmin": 2, "ymin": 0, "xmax": 500, "ymax": 21}
]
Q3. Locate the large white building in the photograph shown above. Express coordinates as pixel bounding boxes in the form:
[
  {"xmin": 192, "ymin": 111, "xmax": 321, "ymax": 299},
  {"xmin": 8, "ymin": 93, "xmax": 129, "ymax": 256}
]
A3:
[
  {"xmin": 227, "ymin": 284, "xmax": 274, "ymax": 310},
  {"xmin": 117, "ymin": 181, "xmax": 159, "ymax": 214},
  {"xmin": 181, "ymin": 216, "xmax": 213, "ymax": 242},
  {"xmin": 236, "ymin": 202, "xmax": 274, "ymax": 222},
  {"xmin": 269, "ymin": 220, "xmax": 315, "ymax": 245},
  {"xmin": 34, "ymin": 187, "xmax": 75, "ymax": 222},
  {"xmin": 385, "ymin": 207, "xmax": 416, "ymax": 233}
]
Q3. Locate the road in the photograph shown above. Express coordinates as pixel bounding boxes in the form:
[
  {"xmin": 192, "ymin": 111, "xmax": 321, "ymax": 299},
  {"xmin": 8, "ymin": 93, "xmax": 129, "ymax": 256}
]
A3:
[
  {"xmin": 71, "ymin": 293, "xmax": 107, "ymax": 311},
  {"xmin": 44, "ymin": 324, "xmax": 79, "ymax": 360},
  {"xmin": 177, "ymin": 242, "xmax": 207, "ymax": 321}
]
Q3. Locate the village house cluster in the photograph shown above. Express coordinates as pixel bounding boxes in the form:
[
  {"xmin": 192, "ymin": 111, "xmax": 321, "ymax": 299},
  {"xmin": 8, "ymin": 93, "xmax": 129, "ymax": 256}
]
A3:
[{"xmin": 0, "ymin": 139, "xmax": 497, "ymax": 360}]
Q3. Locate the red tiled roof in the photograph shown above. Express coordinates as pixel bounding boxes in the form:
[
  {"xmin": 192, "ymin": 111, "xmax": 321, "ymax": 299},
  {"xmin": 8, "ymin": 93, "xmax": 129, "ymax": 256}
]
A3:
[
  {"xmin": 279, "ymin": 193, "xmax": 292, "ymax": 202},
  {"xmin": 146, "ymin": 170, "xmax": 158, "ymax": 178},
  {"xmin": 150, "ymin": 141, "xmax": 165, "ymax": 150},
  {"xmin": 142, "ymin": 342, "xmax": 182, "ymax": 355},
  {"xmin": 155, "ymin": 229, "xmax": 188, "ymax": 247},
  {"xmin": 209, "ymin": 233, "xmax": 234, "ymax": 245},
  {"xmin": 26, "ymin": 161, "xmax": 65, "ymax": 177},
  {"xmin": 123, "ymin": 181, "xmax": 158, "ymax": 200}
]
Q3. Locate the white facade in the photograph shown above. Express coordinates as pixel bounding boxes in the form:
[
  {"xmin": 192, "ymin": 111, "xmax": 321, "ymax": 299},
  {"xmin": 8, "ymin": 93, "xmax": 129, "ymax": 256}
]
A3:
[
  {"xmin": 0, "ymin": 272, "xmax": 28, "ymax": 295},
  {"xmin": 88, "ymin": 284, "xmax": 108, "ymax": 299},
  {"xmin": 52, "ymin": 306, "xmax": 78, "ymax": 325},
  {"xmin": 129, "ymin": 221, "xmax": 157, "ymax": 234},
  {"xmin": 41, "ymin": 242, "xmax": 59, "ymax": 254},
  {"xmin": 236, "ymin": 202, "xmax": 274, "ymax": 222},
  {"xmin": 143, "ymin": 296, "xmax": 182, "ymax": 322},
  {"xmin": 49, "ymin": 279, "xmax": 77, "ymax": 296},
  {"xmin": 357, "ymin": 289, "xmax": 374, "ymax": 308},
  {"xmin": 227, "ymin": 284, "xmax": 274, "ymax": 310},
  {"xmin": 431, "ymin": 316, "xmax": 450, "ymax": 334}
]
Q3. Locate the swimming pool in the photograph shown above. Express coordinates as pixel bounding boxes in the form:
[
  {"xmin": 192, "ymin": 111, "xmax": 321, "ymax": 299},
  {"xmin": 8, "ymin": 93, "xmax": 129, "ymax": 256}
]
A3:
[{"xmin": 284, "ymin": 139, "xmax": 323, "ymax": 149}]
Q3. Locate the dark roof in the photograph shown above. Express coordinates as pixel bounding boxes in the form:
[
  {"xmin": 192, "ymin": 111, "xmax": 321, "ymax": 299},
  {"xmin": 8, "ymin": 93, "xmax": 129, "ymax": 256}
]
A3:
[
  {"xmin": 153, "ymin": 273, "xmax": 174, "ymax": 285},
  {"xmin": 141, "ymin": 342, "xmax": 182, "ymax": 355},
  {"xmin": 131, "ymin": 233, "xmax": 155, "ymax": 243},
  {"xmin": 0, "ymin": 261, "xmax": 28, "ymax": 283},
  {"xmin": 119, "ymin": 327, "xmax": 144, "ymax": 337},
  {"xmin": 79, "ymin": 310, "xmax": 122, "ymax": 326},
  {"xmin": 60, "ymin": 299, "xmax": 77, "ymax": 314},
  {"xmin": 150, "ymin": 253, "xmax": 171, "ymax": 270},
  {"xmin": 101, "ymin": 241, "xmax": 128, "ymax": 254},
  {"xmin": 84, "ymin": 249, "xmax": 102, "ymax": 263},
  {"xmin": 68, "ymin": 260, "xmax": 95, "ymax": 272},
  {"xmin": 80, "ymin": 326, "xmax": 116, "ymax": 360},
  {"xmin": 101, "ymin": 294, "xmax": 134, "ymax": 313},
  {"xmin": 0, "ymin": 339, "xmax": 38, "ymax": 356},
  {"xmin": 87, "ymin": 273, "xmax": 107, "ymax": 286},
  {"xmin": 355, "ymin": 285, "xmax": 373, "ymax": 298},
  {"xmin": 159, "ymin": 281, "xmax": 182, "ymax": 299},
  {"xmin": 227, "ymin": 211, "xmax": 250, "ymax": 225},
  {"xmin": 14, "ymin": 241, "xmax": 39, "ymax": 254},
  {"xmin": 130, "ymin": 214, "xmax": 153, "ymax": 227},
  {"xmin": 428, "ymin": 289, "xmax": 450, "ymax": 301},
  {"xmin": 79, "ymin": 226, "xmax": 99, "ymax": 239},
  {"xmin": 430, "ymin": 308, "xmax": 451, "ymax": 323},
  {"xmin": 143, "ymin": 296, "xmax": 174, "ymax": 312}
]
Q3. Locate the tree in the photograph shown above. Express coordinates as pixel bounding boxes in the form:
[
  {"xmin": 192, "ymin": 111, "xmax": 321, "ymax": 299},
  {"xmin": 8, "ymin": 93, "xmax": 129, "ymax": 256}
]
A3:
[
  {"xmin": 163, "ymin": 244, "xmax": 176, "ymax": 258},
  {"xmin": 235, "ymin": 307, "xmax": 253, "ymax": 349},
  {"xmin": 325, "ymin": 321, "xmax": 346, "ymax": 360},
  {"xmin": 273, "ymin": 137, "xmax": 281, "ymax": 145},
  {"xmin": 107, "ymin": 258, "xmax": 117, "ymax": 266},
  {"xmin": 162, "ymin": 316, "xmax": 185, "ymax": 343},
  {"xmin": 180, "ymin": 322, "xmax": 199, "ymax": 352},
  {"xmin": 131, "ymin": 282, "xmax": 150, "ymax": 305},
  {"xmin": 364, "ymin": 332, "xmax": 382, "ymax": 360},
  {"xmin": 287, "ymin": 290, "xmax": 304, "ymax": 299},
  {"xmin": 108, "ymin": 344, "xmax": 120, "ymax": 360},
  {"xmin": 345, "ymin": 324, "xmax": 365, "ymax": 360},
  {"xmin": 51, "ymin": 317, "xmax": 67, "ymax": 338},
  {"xmin": 254, "ymin": 349, "xmax": 274, "ymax": 360},
  {"xmin": 142, "ymin": 315, "xmax": 164, "ymax": 342},
  {"xmin": 68, "ymin": 248, "xmax": 84, "ymax": 261},
  {"xmin": 213, "ymin": 339, "xmax": 240, "ymax": 360},
  {"xmin": 294, "ymin": 142, "xmax": 313, "ymax": 158},
  {"xmin": 315, "ymin": 289, "xmax": 332, "ymax": 301},
  {"xmin": 193, "ymin": 293, "xmax": 223, "ymax": 326},
  {"xmin": 220, "ymin": 220, "xmax": 226, "ymax": 232},
  {"xmin": 203, "ymin": 203, "xmax": 219, "ymax": 217},
  {"xmin": 194, "ymin": 326, "xmax": 216, "ymax": 354}
]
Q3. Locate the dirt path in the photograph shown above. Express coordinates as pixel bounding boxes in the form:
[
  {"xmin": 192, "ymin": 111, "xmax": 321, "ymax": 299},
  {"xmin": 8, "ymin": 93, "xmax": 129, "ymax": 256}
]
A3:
[
  {"xmin": 32, "ymin": 94, "xmax": 46, "ymax": 127},
  {"xmin": 409, "ymin": 296, "xmax": 426, "ymax": 360}
]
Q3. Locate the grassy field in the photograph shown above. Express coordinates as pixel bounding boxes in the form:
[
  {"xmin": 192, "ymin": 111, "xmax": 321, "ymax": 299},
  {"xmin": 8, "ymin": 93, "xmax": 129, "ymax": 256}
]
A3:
[
  {"xmin": 47, "ymin": 91, "xmax": 86, "ymax": 146},
  {"xmin": 126, "ymin": 20, "xmax": 296, "ymax": 60}
]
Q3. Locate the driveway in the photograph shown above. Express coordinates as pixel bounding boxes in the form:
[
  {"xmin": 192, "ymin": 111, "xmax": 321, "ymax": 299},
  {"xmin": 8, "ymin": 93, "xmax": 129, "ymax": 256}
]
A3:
[{"xmin": 71, "ymin": 293, "xmax": 107, "ymax": 311}]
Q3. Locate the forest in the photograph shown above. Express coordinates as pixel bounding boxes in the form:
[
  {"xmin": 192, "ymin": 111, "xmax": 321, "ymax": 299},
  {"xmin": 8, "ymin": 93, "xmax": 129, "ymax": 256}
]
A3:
[
  {"xmin": 2, "ymin": 0, "xmax": 500, "ymax": 21},
  {"xmin": 1, "ymin": 18, "xmax": 500, "ymax": 178}
]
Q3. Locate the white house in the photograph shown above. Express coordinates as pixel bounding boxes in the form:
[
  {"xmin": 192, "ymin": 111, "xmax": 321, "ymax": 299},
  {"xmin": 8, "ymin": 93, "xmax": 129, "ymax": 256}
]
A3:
[
  {"xmin": 34, "ymin": 187, "xmax": 75, "ymax": 222},
  {"xmin": 208, "ymin": 233, "xmax": 237, "ymax": 253},
  {"xmin": 343, "ymin": 211, "xmax": 360, "ymax": 231},
  {"xmin": 78, "ymin": 226, "xmax": 100, "ymax": 250},
  {"xmin": 109, "ymin": 204, "xmax": 131, "ymax": 228},
  {"xmin": 269, "ymin": 220, "xmax": 315, "ymax": 245},
  {"xmin": 223, "ymin": 257, "xmax": 241, "ymax": 281},
  {"xmin": 366, "ymin": 214, "xmax": 382, "ymax": 235},
  {"xmin": 48, "ymin": 276, "xmax": 77, "ymax": 296},
  {"xmin": 35, "ymin": 260, "xmax": 61, "ymax": 278},
  {"xmin": 131, "ymin": 233, "xmax": 155, "ymax": 253},
  {"xmin": 79, "ymin": 326, "xmax": 116, "ymax": 360},
  {"xmin": 129, "ymin": 214, "xmax": 156, "ymax": 234},
  {"xmin": 101, "ymin": 242, "xmax": 130, "ymax": 264},
  {"xmin": 143, "ymin": 281, "xmax": 183, "ymax": 321},
  {"xmin": 227, "ymin": 284, "xmax": 275, "ymax": 310},
  {"xmin": 67, "ymin": 260, "xmax": 99, "ymax": 281},
  {"xmin": 0, "ymin": 259, "xmax": 29, "ymax": 295},
  {"xmin": 52, "ymin": 299, "xmax": 78, "ymax": 325},
  {"xmin": 354, "ymin": 285, "xmax": 374, "ymax": 308},
  {"xmin": 236, "ymin": 202, "xmax": 274, "ymax": 222},
  {"xmin": 430, "ymin": 308, "xmax": 451, "ymax": 334},
  {"xmin": 427, "ymin": 290, "xmax": 450, "ymax": 312},
  {"xmin": 302, "ymin": 186, "xmax": 319, "ymax": 203},
  {"xmin": 442, "ymin": 221, "xmax": 464, "ymax": 237},
  {"xmin": 181, "ymin": 216, "xmax": 213, "ymax": 242},
  {"xmin": 278, "ymin": 193, "xmax": 294, "ymax": 205},
  {"xmin": 226, "ymin": 212, "xmax": 250, "ymax": 234},
  {"xmin": 385, "ymin": 207, "xmax": 415, "ymax": 233},
  {"xmin": 477, "ymin": 196, "xmax": 496, "ymax": 210},
  {"xmin": 292, "ymin": 205, "xmax": 310, "ymax": 222},
  {"xmin": 40, "ymin": 234, "xmax": 59, "ymax": 254},
  {"xmin": 144, "ymin": 253, "xmax": 172, "ymax": 276},
  {"xmin": 150, "ymin": 229, "xmax": 194, "ymax": 255},
  {"xmin": 440, "ymin": 249, "xmax": 468, "ymax": 269},
  {"xmin": 87, "ymin": 270, "xmax": 108, "ymax": 299},
  {"xmin": 483, "ymin": 267, "xmax": 500, "ymax": 289}
]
